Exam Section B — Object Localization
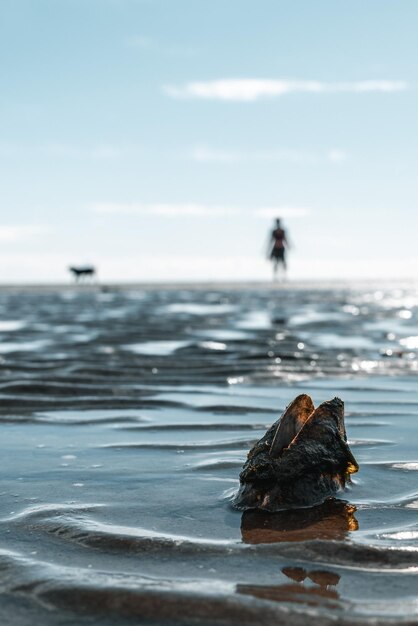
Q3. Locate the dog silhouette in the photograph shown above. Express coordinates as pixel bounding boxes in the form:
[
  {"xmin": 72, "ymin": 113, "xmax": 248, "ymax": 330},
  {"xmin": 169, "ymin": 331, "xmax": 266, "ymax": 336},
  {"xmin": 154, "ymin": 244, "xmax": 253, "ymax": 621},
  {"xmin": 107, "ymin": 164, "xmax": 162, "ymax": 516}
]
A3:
[{"xmin": 69, "ymin": 266, "xmax": 96, "ymax": 282}]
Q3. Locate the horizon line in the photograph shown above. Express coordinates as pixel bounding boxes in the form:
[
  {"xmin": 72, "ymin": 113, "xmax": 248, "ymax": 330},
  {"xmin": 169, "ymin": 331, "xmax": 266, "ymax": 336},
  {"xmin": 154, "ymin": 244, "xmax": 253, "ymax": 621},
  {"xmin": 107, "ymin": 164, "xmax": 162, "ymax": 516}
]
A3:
[{"xmin": 0, "ymin": 278, "xmax": 416, "ymax": 291}]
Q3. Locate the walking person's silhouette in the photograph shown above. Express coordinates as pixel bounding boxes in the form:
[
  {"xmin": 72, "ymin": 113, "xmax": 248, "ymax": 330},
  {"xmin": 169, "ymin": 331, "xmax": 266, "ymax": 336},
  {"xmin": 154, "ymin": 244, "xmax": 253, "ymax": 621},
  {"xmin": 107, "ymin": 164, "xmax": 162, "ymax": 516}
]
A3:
[{"xmin": 269, "ymin": 218, "xmax": 289, "ymax": 280}]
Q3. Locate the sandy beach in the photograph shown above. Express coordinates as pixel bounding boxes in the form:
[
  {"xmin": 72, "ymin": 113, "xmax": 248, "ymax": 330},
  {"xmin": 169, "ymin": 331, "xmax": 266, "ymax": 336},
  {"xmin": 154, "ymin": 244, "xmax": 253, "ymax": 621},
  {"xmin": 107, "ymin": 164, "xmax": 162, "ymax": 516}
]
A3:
[{"xmin": 0, "ymin": 283, "xmax": 417, "ymax": 625}]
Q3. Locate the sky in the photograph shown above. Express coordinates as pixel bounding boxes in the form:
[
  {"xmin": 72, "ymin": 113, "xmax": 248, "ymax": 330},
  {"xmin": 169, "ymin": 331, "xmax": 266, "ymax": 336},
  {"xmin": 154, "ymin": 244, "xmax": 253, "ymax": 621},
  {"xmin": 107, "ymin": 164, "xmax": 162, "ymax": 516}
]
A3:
[{"xmin": 1, "ymin": 0, "xmax": 418, "ymax": 283}]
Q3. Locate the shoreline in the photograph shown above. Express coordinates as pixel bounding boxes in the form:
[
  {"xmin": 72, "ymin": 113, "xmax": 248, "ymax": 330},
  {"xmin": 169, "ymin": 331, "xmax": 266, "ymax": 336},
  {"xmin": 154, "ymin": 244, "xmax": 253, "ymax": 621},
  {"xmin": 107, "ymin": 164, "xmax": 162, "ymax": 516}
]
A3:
[{"xmin": 0, "ymin": 278, "xmax": 416, "ymax": 293}]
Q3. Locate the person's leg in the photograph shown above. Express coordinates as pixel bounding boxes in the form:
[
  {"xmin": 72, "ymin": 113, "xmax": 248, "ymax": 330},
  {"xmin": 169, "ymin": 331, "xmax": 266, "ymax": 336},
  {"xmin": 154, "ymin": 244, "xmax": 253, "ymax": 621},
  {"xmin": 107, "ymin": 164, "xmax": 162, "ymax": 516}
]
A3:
[
  {"xmin": 272, "ymin": 258, "xmax": 278, "ymax": 280},
  {"xmin": 281, "ymin": 258, "xmax": 288, "ymax": 281},
  {"xmin": 282, "ymin": 253, "xmax": 287, "ymax": 272},
  {"xmin": 275, "ymin": 252, "xmax": 286, "ymax": 280}
]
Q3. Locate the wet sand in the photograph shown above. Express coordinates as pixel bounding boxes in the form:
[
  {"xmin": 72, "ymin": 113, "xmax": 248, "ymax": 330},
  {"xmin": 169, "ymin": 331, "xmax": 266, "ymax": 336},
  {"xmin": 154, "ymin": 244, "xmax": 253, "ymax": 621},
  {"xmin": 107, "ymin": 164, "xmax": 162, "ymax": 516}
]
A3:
[{"xmin": 0, "ymin": 283, "xmax": 417, "ymax": 625}]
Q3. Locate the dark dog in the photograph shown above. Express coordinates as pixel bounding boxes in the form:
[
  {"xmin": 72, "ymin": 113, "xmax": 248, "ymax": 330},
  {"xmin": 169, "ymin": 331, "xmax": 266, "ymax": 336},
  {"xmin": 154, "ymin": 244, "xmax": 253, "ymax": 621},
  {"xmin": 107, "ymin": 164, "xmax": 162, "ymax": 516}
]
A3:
[{"xmin": 69, "ymin": 266, "xmax": 96, "ymax": 282}]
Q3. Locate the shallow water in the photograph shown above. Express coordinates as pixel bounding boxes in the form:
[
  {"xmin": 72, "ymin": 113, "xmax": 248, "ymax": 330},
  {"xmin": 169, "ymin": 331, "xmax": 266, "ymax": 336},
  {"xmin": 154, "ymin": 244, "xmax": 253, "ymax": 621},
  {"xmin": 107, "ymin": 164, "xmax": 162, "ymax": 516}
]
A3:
[{"xmin": 0, "ymin": 284, "xmax": 417, "ymax": 625}]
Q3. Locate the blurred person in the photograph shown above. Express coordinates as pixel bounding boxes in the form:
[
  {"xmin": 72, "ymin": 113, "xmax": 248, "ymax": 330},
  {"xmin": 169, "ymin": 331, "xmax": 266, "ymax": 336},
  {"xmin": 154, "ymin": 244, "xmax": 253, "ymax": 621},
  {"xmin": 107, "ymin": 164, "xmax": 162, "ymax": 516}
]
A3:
[{"xmin": 269, "ymin": 218, "xmax": 289, "ymax": 280}]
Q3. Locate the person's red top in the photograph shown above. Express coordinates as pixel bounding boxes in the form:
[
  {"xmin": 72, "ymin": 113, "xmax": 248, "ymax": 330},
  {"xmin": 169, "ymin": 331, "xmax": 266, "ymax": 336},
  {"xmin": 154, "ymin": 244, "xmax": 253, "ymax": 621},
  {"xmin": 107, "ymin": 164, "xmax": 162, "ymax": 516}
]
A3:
[{"xmin": 272, "ymin": 228, "xmax": 286, "ymax": 249}]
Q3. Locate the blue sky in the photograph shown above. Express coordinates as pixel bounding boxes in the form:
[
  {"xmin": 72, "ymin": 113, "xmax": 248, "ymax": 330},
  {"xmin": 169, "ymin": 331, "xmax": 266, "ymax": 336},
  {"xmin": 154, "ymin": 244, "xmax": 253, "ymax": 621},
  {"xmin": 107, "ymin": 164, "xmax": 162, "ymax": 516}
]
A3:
[{"xmin": 1, "ymin": 0, "xmax": 417, "ymax": 282}]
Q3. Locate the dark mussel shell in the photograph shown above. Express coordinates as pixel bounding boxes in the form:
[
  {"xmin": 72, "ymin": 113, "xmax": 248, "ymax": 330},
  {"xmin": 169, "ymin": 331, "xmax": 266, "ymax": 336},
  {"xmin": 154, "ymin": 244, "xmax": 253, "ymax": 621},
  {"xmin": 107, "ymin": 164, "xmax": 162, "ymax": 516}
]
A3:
[{"xmin": 233, "ymin": 394, "xmax": 358, "ymax": 512}]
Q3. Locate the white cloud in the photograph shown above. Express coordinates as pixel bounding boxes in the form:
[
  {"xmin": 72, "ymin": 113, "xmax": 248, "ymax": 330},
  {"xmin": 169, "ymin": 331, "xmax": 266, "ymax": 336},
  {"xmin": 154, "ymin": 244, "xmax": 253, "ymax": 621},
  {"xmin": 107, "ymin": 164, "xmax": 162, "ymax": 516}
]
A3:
[
  {"xmin": 45, "ymin": 144, "xmax": 121, "ymax": 159},
  {"xmin": 88, "ymin": 254, "xmax": 418, "ymax": 282},
  {"xmin": 0, "ymin": 226, "xmax": 49, "ymax": 243},
  {"xmin": 0, "ymin": 252, "xmax": 418, "ymax": 286},
  {"xmin": 126, "ymin": 35, "xmax": 196, "ymax": 56},
  {"xmin": 327, "ymin": 149, "xmax": 347, "ymax": 163},
  {"xmin": 164, "ymin": 79, "xmax": 408, "ymax": 101},
  {"xmin": 0, "ymin": 253, "xmax": 80, "ymax": 283},
  {"xmin": 101, "ymin": 255, "xmax": 269, "ymax": 281},
  {"xmin": 3, "ymin": 253, "xmax": 414, "ymax": 283},
  {"xmin": 90, "ymin": 203, "xmax": 310, "ymax": 219},
  {"xmin": 0, "ymin": 248, "xmax": 416, "ymax": 283},
  {"xmin": 0, "ymin": 143, "xmax": 121, "ymax": 160},
  {"xmin": 90, "ymin": 203, "xmax": 240, "ymax": 217},
  {"xmin": 292, "ymin": 256, "xmax": 418, "ymax": 281},
  {"xmin": 126, "ymin": 36, "xmax": 153, "ymax": 49},
  {"xmin": 254, "ymin": 207, "xmax": 310, "ymax": 219},
  {"xmin": 191, "ymin": 146, "xmax": 347, "ymax": 164}
]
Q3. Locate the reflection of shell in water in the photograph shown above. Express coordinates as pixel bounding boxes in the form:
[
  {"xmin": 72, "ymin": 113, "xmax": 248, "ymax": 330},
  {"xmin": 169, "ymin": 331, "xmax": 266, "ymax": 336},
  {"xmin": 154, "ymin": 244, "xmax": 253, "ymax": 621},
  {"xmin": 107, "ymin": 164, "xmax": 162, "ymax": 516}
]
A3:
[
  {"xmin": 241, "ymin": 499, "xmax": 358, "ymax": 544},
  {"xmin": 237, "ymin": 565, "xmax": 342, "ymax": 609},
  {"xmin": 236, "ymin": 581, "xmax": 341, "ymax": 609}
]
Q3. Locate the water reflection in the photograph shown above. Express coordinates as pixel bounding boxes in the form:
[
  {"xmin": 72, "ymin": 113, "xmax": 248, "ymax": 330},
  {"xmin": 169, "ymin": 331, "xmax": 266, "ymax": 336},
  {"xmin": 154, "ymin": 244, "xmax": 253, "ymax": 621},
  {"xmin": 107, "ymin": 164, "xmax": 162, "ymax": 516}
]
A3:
[
  {"xmin": 237, "ymin": 566, "xmax": 341, "ymax": 609},
  {"xmin": 241, "ymin": 499, "xmax": 358, "ymax": 543},
  {"xmin": 239, "ymin": 496, "xmax": 348, "ymax": 609}
]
